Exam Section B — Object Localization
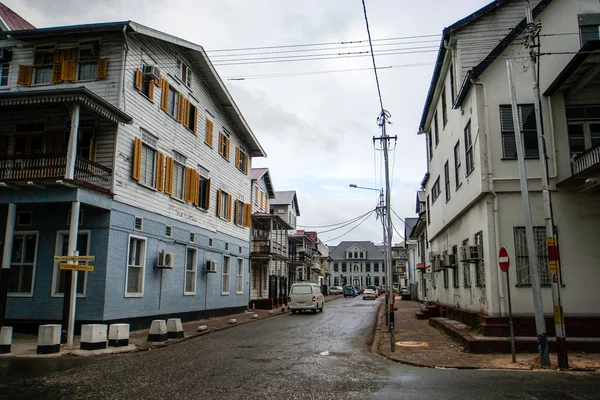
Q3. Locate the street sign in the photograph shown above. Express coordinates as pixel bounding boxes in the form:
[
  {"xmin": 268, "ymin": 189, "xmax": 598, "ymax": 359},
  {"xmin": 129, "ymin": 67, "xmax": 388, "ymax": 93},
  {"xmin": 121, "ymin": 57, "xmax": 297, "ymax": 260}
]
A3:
[
  {"xmin": 59, "ymin": 263, "xmax": 94, "ymax": 272},
  {"xmin": 54, "ymin": 255, "xmax": 95, "ymax": 262},
  {"xmin": 498, "ymin": 247, "xmax": 510, "ymax": 272}
]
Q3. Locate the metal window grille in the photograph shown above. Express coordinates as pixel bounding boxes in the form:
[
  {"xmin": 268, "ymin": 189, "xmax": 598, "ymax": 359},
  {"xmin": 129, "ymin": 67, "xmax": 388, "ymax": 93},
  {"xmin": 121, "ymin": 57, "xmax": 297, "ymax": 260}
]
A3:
[
  {"xmin": 513, "ymin": 227, "xmax": 550, "ymax": 286},
  {"xmin": 474, "ymin": 231, "xmax": 485, "ymax": 287}
]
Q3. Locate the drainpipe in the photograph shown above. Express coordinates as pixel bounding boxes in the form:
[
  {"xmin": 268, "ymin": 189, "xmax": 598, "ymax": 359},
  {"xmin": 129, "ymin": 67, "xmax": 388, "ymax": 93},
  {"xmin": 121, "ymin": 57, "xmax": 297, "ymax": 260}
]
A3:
[
  {"xmin": 112, "ymin": 24, "xmax": 129, "ymax": 194},
  {"xmin": 471, "ymin": 79, "xmax": 503, "ymax": 316},
  {"xmin": 547, "ymin": 96, "xmax": 558, "ymax": 178}
]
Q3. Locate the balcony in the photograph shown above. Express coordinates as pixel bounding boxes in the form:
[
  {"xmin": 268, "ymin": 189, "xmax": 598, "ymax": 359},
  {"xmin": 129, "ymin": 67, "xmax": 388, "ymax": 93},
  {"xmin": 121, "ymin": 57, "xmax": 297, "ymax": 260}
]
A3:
[
  {"xmin": 289, "ymin": 253, "xmax": 312, "ymax": 265},
  {"xmin": 558, "ymin": 143, "xmax": 600, "ymax": 192},
  {"xmin": 251, "ymin": 239, "xmax": 288, "ymax": 259},
  {"xmin": 0, "ymin": 154, "xmax": 112, "ymax": 192}
]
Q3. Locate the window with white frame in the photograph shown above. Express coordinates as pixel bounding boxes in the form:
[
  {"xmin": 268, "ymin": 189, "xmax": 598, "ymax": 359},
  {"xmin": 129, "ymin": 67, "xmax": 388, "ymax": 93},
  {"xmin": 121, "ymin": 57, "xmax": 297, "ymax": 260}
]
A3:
[
  {"xmin": 52, "ymin": 231, "xmax": 89, "ymax": 297},
  {"xmin": 172, "ymin": 151, "xmax": 186, "ymax": 200},
  {"xmin": 140, "ymin": 130, "xmax": 157, "ymax": 187},
  {"xmin": 8, "ymin": 232, "xmax": 38, "ymax": 296},
  {"xmin": 444, "ymin": 161, "xmax": 451, "ymax": 202},
  {"xmin": 126, "ymin": 236, "xmax": 146, "ymax": 296},
  {"xmin": 454, "ymin": 140, "xmax": 462, "ymax": 189},
  {"xmin": 462, "ymin": 239, "xmax": 471, "ymax": 288},
  {"xmin": 442, "ymin": 87, "xmax": 448, "ymax": 127},
  {"xmin": 236, "ymin": 258, "xmax": 244, "ymax": 294},
  {"xmin": 177, "ymin": 59, "xmax": 192, "ymax": 88},
  {"xmin": 499, "ymin": 104, "xmax": 539, "ymax": 159},
  {"xmin": 33, "ymin": 47, "xmax": 54, "ymax": 85},
  {"xmin": 185, "ymin": 247, "xmax": 197, "ymax": 295},
  {"xmin": 566, "ymin": 105, "xmax": 600, "ymax": 158},
  {"xmin": 198, "ymin": 174, "xmax": 211, "ymax": 210},
  {"xmin": 0, "ymin": 63, "xmax": 9, "ymax": 86},
  {"xmin": 222, "ymin": 256, "xmax": 230, "ymax": 295},
  {"xmin": 431, "ymin": 176, "xmax": 441, "ymax": 203},
  {"xmin": 452, "ymin": 245, "xmax": 459, "ymax": 288},
  {"xmin": 219, "ymin": 190, "xmax": 231, "ymax": 219},
  {"xmin": 77, "ymin": 45, "xmax": 98, "ymax": 81},
  {"xmin": 464, "ymin": 120, "xmax": 474, "ymax": 175},
  {"xmin": 167, "ymin": 85, "xmax": 179, "ymax": 118}
]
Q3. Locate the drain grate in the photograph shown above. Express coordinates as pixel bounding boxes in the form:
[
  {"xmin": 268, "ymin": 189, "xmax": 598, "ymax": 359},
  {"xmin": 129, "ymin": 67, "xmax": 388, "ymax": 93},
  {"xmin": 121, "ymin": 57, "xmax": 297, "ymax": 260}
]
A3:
[{"xmin": 396, "ymin": 341, "xmax": 429, "ymax": 347}]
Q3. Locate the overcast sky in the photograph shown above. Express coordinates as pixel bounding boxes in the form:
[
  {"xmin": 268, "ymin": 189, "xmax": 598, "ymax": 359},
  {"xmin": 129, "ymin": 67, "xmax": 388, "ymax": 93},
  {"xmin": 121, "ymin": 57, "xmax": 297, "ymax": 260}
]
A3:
[{"xmin": 5, "ymin": 0, "xmax": 494, "ymax": 246}]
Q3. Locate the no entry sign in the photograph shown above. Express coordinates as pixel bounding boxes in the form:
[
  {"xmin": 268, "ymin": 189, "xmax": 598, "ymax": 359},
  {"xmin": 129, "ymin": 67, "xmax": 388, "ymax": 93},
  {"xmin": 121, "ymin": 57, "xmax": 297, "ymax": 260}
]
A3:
[{"xmin": 498, "ymin": 246, "xmax": 510, "ymax": 272}]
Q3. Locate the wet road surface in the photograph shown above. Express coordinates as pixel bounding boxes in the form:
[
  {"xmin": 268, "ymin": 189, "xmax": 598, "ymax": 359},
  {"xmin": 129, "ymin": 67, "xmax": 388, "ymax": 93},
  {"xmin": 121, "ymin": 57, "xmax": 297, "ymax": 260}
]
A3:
[{"xmin": 1, "ymin": 296, "xmax": 599, "ymax": 399}]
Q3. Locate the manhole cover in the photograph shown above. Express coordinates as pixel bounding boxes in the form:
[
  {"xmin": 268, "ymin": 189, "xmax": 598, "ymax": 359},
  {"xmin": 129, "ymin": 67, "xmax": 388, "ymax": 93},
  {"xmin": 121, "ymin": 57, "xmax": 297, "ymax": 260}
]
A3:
[{"xmin": 396, "ymin": 341, "xmax": 429, "ymax": 347}]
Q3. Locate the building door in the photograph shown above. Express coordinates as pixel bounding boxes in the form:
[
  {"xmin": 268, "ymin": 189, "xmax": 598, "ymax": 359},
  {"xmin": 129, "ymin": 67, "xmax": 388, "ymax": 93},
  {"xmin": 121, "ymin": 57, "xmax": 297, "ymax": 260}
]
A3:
[{"xmin": 269, "ymin": 276, "xmax": 277, "ymax": 298}]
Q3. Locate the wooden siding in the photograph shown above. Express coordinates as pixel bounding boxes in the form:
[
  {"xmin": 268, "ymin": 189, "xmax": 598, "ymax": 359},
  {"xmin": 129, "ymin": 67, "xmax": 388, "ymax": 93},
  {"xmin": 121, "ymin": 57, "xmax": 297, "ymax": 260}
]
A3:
[
  {"xmin": 113, "ymin": 35, "xmax": 253, "ymax": 242},
  {"xmin": 251, "ymin": 176, "xmax": 270, "ymax": 214}
]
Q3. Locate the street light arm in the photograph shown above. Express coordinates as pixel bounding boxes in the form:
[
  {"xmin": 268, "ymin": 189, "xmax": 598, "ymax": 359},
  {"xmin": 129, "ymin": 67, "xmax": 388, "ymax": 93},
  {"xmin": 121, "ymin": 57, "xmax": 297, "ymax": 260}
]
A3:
[{"xmin": 349, "ymin": 184, "xmax": 383, "ymax": 193}]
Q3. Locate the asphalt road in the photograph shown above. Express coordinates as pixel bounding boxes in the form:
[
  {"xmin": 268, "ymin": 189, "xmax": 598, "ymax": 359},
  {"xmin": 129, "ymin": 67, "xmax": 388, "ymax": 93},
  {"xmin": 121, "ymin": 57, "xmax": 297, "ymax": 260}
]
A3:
[{"xmin": 1, "ymin": 296, "xmax": 599, "ymax": 399}]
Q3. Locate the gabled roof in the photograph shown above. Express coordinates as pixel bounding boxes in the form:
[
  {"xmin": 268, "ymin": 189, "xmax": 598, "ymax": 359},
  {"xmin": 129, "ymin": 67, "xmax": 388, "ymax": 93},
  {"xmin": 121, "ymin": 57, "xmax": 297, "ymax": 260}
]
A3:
[
  {"xmin": 416, "ymin": 190, "xmax": 426, "ymax": 213},
  {"xmin": 2, "ymin": 20, "xmax": 267, "ymax": 158},
  {"xmin": 419, "ymin": 0, "xmax": 553, "ymax": 131},
  {"xmin": 271, "ymin": 190, "xmax": 300, "ymax": 216},
  {"xmin": 329, "ymin": 241, "xmax": 385, "ymax": 261},
  {"xmin": 404, "ymin": 218, "xmax": 419, "ymax": 241},
  {"xmin": 251, "ymin": 168, "xmax": 275, "ymax": 198},
  {"xmin": 0, "ymin": 2, "xmax": 35, "ymax": 31}
]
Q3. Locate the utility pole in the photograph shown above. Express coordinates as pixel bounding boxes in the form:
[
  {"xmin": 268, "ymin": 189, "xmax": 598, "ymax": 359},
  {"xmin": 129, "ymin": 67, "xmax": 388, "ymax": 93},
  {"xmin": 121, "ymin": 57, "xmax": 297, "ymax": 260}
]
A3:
[
  {"xmin": 506, "ymin": 59, "xmax": 550, "ymax": 368},
  {"xmin": 374, "ymin": 110, "xmax": 397, "ymax": 353},
  {"xmin": 525, "ymin": 6, "xmax": 568, "ymax": 369}
]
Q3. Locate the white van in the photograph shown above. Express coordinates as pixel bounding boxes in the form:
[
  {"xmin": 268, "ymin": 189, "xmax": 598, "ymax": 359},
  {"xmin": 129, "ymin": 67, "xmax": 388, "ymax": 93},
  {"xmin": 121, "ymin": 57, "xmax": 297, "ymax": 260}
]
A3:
[{"xmin": 288, "ymin": 283, "xmax": 324, "ymax": 314}]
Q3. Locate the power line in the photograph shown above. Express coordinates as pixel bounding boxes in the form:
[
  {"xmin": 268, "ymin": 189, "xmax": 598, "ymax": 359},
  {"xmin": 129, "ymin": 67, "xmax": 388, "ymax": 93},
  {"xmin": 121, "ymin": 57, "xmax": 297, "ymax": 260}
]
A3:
[
  {"xmin": 391, "ymin": 223, "xmax": 405, "ymax": 241},
  {"xmin": 322, "ymin": 210, "xmax": 376, "ymax": 244},
  {"xmin": 316, "ymin": 209, "xmax": 378, "ymax": 234},
  {"xmin": 361, "ymin": 0, "xmax": 384, "ymax": 113},
  {"xmin": 297, "ymin": 209, "xmax": 374, "ymax": 229}
]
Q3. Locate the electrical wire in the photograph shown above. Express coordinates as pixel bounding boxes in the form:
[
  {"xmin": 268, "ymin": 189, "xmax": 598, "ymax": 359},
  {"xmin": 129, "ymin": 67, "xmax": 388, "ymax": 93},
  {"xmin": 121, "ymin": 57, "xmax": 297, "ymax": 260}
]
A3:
[
  {"xmin": 361, "ymin": 0, "xmax": 384, "ymax": 113},
  {"xmin": 296, "ymin": 209, "xmax": 374, "ymax": 229},
  {"xmin": 392, "ymin": 223, "xmax": 405, "ymax": 241},
  {"xmin": 391, "ymin": 208, "xmax": 407, "ymax": 225},
  {"xmin": 316, "ymin": 209, "xmax": 378, "ymax": 234},
  {"xmin": 322, "ymin": 210, "xmax": 376, "ymax": 243}
]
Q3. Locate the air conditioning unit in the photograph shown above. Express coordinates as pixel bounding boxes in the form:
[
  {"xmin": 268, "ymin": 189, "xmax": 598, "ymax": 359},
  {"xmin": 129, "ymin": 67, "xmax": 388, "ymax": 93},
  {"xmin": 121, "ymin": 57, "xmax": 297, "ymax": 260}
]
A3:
[
  {"xmin": 428, "ymin": 252, "xmax": 437, "ymax": 262},
  {"xmin": 460, "ymin": 245, "xmax": 481, "ymax": 262},
  {"xmin": 156, "ymin": 251, "xmax": 174, "ymax": 269},
  {"xmin": 444, "ymin": 253, "xmax": 457, "ymax": 268},
  {"xmin": 206, "ymin": 260, "xmax": 217, "ymax": 273},
  {"xmin": 433, "ymin": 254, "xmax": 443, "ymax": 272},
  {"xmin": 143, "ymin": 65, "xmax": 161, "ymax": 80}
]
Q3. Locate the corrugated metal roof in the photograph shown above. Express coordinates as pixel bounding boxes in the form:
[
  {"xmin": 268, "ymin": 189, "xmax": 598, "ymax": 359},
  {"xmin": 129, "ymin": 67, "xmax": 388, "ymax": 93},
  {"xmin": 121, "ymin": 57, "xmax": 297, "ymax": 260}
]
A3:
[
  {"xmin": 0, "ymin": 2, "xmax": 35, "ymax": 31},
  {"xmin": 271, "ymin": 190, "xmax": 300, "ymax": 216}
]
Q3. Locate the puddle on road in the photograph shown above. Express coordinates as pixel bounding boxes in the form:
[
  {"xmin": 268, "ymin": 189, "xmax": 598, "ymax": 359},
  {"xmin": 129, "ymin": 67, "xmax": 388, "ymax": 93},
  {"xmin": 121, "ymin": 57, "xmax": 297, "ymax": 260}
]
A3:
[{"xmin": 320, "ymin": 351, "xmax": 330, "ymax": 356}]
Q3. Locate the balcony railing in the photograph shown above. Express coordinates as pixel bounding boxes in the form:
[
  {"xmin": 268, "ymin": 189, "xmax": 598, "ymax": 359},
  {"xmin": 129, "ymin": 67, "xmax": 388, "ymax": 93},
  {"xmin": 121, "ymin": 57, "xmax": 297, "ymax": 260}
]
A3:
[
  {"xmin": 573, "ymin": 143, "xmax": 600, "ymax": 175},
  {"xmin": 0, "ymin": 155, "xmax": 112, "ymax": 192},
  {"xmin": 289, "ymin": 253, "xmax": 312, "ymax": 263},
  {"xmin": 251, "ymin": 239, "xmax": 287, "ymax": 256}
]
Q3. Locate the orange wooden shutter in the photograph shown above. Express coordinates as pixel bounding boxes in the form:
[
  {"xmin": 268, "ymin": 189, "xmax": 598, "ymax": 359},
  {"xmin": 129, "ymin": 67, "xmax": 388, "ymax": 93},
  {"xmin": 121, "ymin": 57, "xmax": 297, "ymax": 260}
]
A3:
[
  {"xmin": 65, "ymin": 48, "xmax": 77, "ymax": 61},
  {"xmin": 243, "ymin": 203, "xmax": 251, "ymax": 227},
  {"xmin": 218, "ymin": 132, "xmax": 224, "ymax": 155},
  {"xmin": 135, "ymin": 69, "xmax": 143, "ymax": 91},
  {"xmin": 88, "ymin": 137, "xmax": 96, "ymax": 162},
  {"xmin": 244, "ymin": 154, "xmax": 248, "ymax": 175},
  {"xmin": 161, "ymin": 80, "xmax": 169, "ymax": 111},
  {"xmin": 96, "ymin": 58, "xmax": 108, "ymax": 79},
  {"xmin": 165, "ymin": 157, "xmax": 174, "ymax": 195},
  {"xmin": 193, "ymin": 172, "xmax": 200, "ymax": 206},
  {"xmin": 254, "ymin": 187, "xmax": 258, "ymax": 204},
  {"xmin": 205, "ymin": 119, "xmax": 213, "ymax": 146},
  {"xmin": 225, "ymin": 137, "xmax": 230, "ymax": 161},
  {"xmin": 52, "ymin": 62, "xmax": 63, "ymax": 83},
  {"xmin": 132, "ymin": 137, "xmax": 142, "ymax": 181},
  {"xmin": 235, "ymin": 147, "xmax": 240, "ymax": 169},
  {"xmin": 177, "ymin": 93, "xmax": 185, "ymax": 123},
  {"xmin": 184, "ymin": 99, "xmax": 191, "ymax": 127},
  {"xmin": 205, "ymin": 179, "xmax": 211, "ymax": 210},
  {"xmin": 17, "ymin": 66, "xmax": 33, "ymax": 86},
  {"xmin": 148, "ymin": 80, "xmax": 154, "ymax": 100},
  {"xmin": 227, "ymin": 195, "xmax": 233, "ymax": 221},
  {"xmin": 155, "ymin": 152, "xmax": 165, "ymax": 191},
  {"xmin": 61, "ymin": 61, "xmax": 76, "ymax": 81},
  {"xmin": 193, "ymin": 107, "xmax": 198, "ymax": 133},
  {"xmin": 216, "ymin": 189, "xmax": 222, "ymax": 217}
]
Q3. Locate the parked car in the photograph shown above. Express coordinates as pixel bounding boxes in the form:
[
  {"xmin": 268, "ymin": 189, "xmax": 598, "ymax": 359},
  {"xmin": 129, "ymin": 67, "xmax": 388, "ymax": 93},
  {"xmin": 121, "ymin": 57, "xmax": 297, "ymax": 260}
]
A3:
[
  {"xmin": 329, "ymin": 286, "xmax": 343, "ymax": 295},
  {"xmin": 289, "ymin": 283, "xmax": 324, "ymax": 314},
  {"xmin": 343, "ymin": 285, "xmax": 357, "ymax": 297},
  {"xmin": 377, "ymin": 285, "xmax": 387, "ymax": 295},
  {"xmin": 393, "ymin": 283, "xmax": 399, "ymax": 294},
  {"xmin": 400, "ymin": 286, "xmax": 410, "ymax": 300},
  {"xmin": 362, "ymin": 288, "xmax": 376, "ymax": 300},
  {"xmin": 354, "ymin": 285, "xmax": 362, "ymax": 294},
  {"xmin": 366, "ymin": 285, "xmax": 378, "ymax": 297}
]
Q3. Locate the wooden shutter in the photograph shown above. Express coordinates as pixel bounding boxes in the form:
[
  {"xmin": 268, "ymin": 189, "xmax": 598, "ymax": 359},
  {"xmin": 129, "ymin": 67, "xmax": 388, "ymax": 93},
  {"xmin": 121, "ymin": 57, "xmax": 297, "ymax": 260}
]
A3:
[
  {"xmin": 192, "ymin": 172, "xmax": 200, "ymax": 206},
  {"xmin": 17, "ymin": 66, "xmax": 33, "ymax": 86},
  {"xmin": 96, "ymin": 58, "xmax": 108, "ymax": 79},
  {"xmin": 148, "ymin": 80, "xmax": 154, "ymax": 100},
  {"xmin": 132, "ymin": 137, "xmax": 142, "ymax": 181},
  {"xmin": 243, "ymin": 153, "xmax": 249, "ymax": 175},
  {"xmin": 134, "ymin": 69, "xmax": 143, "ymax": 91},
  {"xmin": 65, "ymin": 48, "xmax": 77, "ymax": 61},
  {"xmin": 225, "ymin": 137, "xmax": 230, "ymax": 161},
  {"xmin": 177, "ymin": 93, "xmax": 185, "ymax": 123},
  {"xmin": 254, "ymin": 187, "xmax": 258, "ymax": 204},
  {"xmin": 52, "ymin": 62, "xmax": 63, "ymax": 83},
  {"xmin": 61, "ymin": 61, "xmax": 76, "ymax": 81},
  {"xmin": 184, "ymin": 167, "xmax": 194, "ymax": 202},
  {"xmin": 0, "ymin": 135, "xmax": 9, "ymax": 157},
  {"xmin": 243, "ymin": 203, "xmax": 251, "ymax": 227},
  {"xmin": 88, "ymin": 137, "xmax": 96, "ymax": 162},
  {"xmin": 235, "ymin": 147, "xmax": 240, "ymax": 169},
  {"xmin": 45, "ymin": 132, "xmax": 64, "ymax": 155},
  {"xmin": 227, "ymin": 194, "xmax": 233, "ymax": 221},
  {"xmin": 193, "ymin": 107, "xmax": 198, "ymax": 133},
  {"xmin": 218, "ymin": 132, "xmax": 224, "ymax": 156},
  {"xmin": 216, "ymin": 189, "xmax": 222, "ymax": 217},
  {"xmin": 161, "ymin": 80, "xmax": 169, "ymax": 111},
  {"xmin": 155, "ymin": 152, "xmax": 165, "ymax": 191},
  {"xmin": 165, "ymin": 156, "xmax": 174, "ymax": 195},
  {"xmin": 205, "ymin": 179, "xmax": 211, "ymax": 210}
]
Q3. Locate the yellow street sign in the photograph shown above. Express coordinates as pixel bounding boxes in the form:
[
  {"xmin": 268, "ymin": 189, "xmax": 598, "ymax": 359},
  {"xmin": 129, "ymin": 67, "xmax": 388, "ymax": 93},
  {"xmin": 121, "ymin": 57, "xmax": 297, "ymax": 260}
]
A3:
[
  {"xmin": 54, "ymin": 255, "xmax": 95, "ymax": 262},
  {"xmin": 59, "ymin": 264, "xmax": 94, "ymax": 272}
]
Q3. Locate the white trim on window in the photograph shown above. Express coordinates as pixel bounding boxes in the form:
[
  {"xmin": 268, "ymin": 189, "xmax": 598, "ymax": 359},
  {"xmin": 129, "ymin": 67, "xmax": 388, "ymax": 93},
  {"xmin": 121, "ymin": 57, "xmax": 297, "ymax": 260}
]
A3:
[
  {"xmin": 125, "ymin": 234, "xmax": 146, "ymax": 297},
  {"xmin": 222, "ymin": 255, "xmax": 230, "ymax": 295},
  {"xmin": 51, "ymin": 230, "xmax": 91, "ymax": 298},
  {"xmin": 7, "ymin": 231, "xmax": 39, "ymax": 297},
  {"xmin": 184, "ymin": 246, "xmax": 197, "ymax": 296},
  {"xmin": 236, "ymin": 258, "xmax": 244, "ymax": 295}
]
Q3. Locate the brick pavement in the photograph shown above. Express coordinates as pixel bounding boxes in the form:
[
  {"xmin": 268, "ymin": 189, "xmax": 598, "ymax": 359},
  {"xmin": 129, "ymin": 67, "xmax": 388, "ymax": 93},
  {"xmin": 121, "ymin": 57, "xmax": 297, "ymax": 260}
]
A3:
[{"xmin": 376, "ymin": 298, "xmax": 600, "ymax": 371}]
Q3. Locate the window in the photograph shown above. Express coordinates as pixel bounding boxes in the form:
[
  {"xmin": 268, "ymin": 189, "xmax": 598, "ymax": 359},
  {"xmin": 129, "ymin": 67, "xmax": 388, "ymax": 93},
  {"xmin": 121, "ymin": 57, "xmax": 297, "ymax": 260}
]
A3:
[
  {"xmin": 185, "ymin": 247, "xmax": 197, "ymax": 295},
  {"xmin": 236, "ymin": 148, "xmax": 249, "ymax": 174},
  {"xmin": 52, "ymin": 231, "xmax": 89, "ymax": 297},
  {"xmin": 426, "ymin": 196, "xmax": 430, "ymax": 225},
  {"xmin": 566, "ymin": 105, "xmax": 600, "ymax": 158},
  {"xmin": 134, "ymin": 217, "xmax": 143, "ymax": 231},
  {"xmin": 365, "ymin": 262, "xmax": 371, "ymax": 272},
  {"xmin": 442, "ymin": 87, "xmax": 448, "ymax": 127},
  {"xmin": 354, "ymin": 251, "xmax": 358, "ymax": 258},
  {"xmin": 126, "ymin": 236, "xmax": 146, "ymax": 296},
  {"xmin": 382, "ymin": 264, "xmax": 385, "ymax": 273},
  {"xmin": 165, "ymin": 225, "xmax": 172, "ymax": 238},
  {"xmin": 462, "ymin": 239, "xmax": 471, "ymax": 288},
  {"xmin": 514, "ymin": 226, "xmax": 550, "ymax": 286},
  {"xmin": 77, "ymin": 47, "xmax": 98, "ymax": 81},
  {"xmin": 464, "ymin": 120, "xmax": 474, "ymax": 175},
  {"xmin": 139, "ymin": 131, "xmax": 157, "ymax": 187},
  {"xmin": 217, "ymin": 190, "xmax": 231, "ymax": 220},
  {"xmin": 209, "ymin": 238, "xmax": 213, "ymax": 247},
  {"xmin": 474, "ymin": 231, "xmax": 485, "ymax": 287},
  {"xmin": 218, "ymin": 132, "xmax": 230, "ymax": 160},
  {"xmin": 190, "ymin": 232, "xmax": 195, "ymax": 243},
  {"xmin": 222, "ymin": 256, "xmax": 230, "ymax": 295},
  {"xmin": 8, "ymin": 232, "xmax": 38, "ymax": 296},
  {"xmin": 444, "ymin": 161, "xmax": 451, "ymax": 202},
  {"xmin": 0, "ymin": 63, "xmax": 9, "ymax": 86},
  {"xmin": 236, "ymin": 259, "xmax": 244, "ymax": 294},
  {"xmin": 348, "ymin": 252, "xmax": 352, "ymax": 259},
  {"xmin": 443, "ymin": 268, "xmax": 449, "ymax": 288},
  {"xmin": 172, "ymin": 152, "xmax": 186, "ymax": 200},
  {"xmin": 187, "ymin": 103, "xmax": 197, "ymax": 132},
  {"xmin": 341, "ymin": 262, "xmax": 347, "ymax": 272},
  {"xmin": 450, "ymin": 64, "xmax": 455, "ymax": 102},
  {"xmin": 33, "ymin": 48, "xmax": 54, "ymax": 85},
  {"xmin": 580, "ymin": 25, "xmax": 600, "ymax": 46},
  {"xmin": 177, "ymin": 59, "xmax": 192, "ymax": 88},
  {"xmin": 452, "ymin": 245, "xmax": 459, "ymax": 288},
  {"xmin": 454, "ymin": 141, "xmax": 463, "ymax": 189},
  {"xmin": 427, "ymin": 132, "xmax": 433, "ymax": 161},
  {"xmin": 333, "ymin": 263, "xmax": 339, "ymax": 272},
  {"xmin": 499, "ymin": 104, "xmax": 539, "ymax": 159},
  {"xmin": 234, "ymin": 200, "xmax": 244, "ymax": 225},
  {"xmin": 434, "ymin": 112, "xmax": 439, "ymax": 146},
  {"xmin": 139, "ymin": 63, "xmax": 154, "ymax": 99},
  {"xmin": 360, "ymin": 251, "xmax": 364, "ymax": 259},
  {"xmin": 197, "ymin": 174, "xmax": 211, "ymax": 211},
  {"xmin": 374, "ymin": 262, "xmax": 379, "ymax": 273},
  {"xmin": 167, "ymin": 85, "xmax": 179, "ymax": 118},
  {"xmin": 17, "ymin": 211, "xmax": 33, "ymax": 227},
  {"xmin": 431, "ymin": 177, "xmax": 441, "ymax": 203},
  {"xmin": 374, "ymin": 276, "xmax": 379, "ymax": 286}
]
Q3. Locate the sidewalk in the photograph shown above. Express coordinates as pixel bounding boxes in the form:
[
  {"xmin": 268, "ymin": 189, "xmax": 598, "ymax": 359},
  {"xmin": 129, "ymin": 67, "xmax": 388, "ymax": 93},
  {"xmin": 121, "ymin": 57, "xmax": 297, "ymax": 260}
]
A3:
[
  {"xmin": 376, "ymin": 298, "xmax": 600, "ymax": 371},
  {"xmin": 1, "ymin": 294, "xmax": 343, "ymax": 358}
]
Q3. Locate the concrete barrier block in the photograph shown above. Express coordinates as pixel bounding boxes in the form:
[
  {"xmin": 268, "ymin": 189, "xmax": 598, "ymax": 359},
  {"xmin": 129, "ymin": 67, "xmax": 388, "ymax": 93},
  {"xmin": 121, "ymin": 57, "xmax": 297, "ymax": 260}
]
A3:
[
  {"xmin": 80, "ymin": 324, "xmax": 107, "ymax": 351},
  {"xmin": 229, "ymin": 319, "xmax": 237, "ymax": 324},
  {"xmin": 0, "ymin": 326, "xmax": 13, "ymax": 354},
  {"xmin": 147, "ymin": 320, "xmax": 167, "ymax": 342},
  {"xmin": 268, "ymin": 310, "xmax": 274, "ymax": 315},
  {"xmin": 37, "ymin": 324, "xmax": 61, "ymax": 354},
  {"xmin": 108, "ymin": 323, "xmax": 130, "ymax": 347},
  {"xmin": 197, "ymin": 325, "xmax": 208, "ymax": 332},
  {"xmin": 252, "ymin": 314, "xmax": 258, "ymax": 319},
  {"xmin": 167, "ymin": 318, "xmax": 184, "ymax": 339}
]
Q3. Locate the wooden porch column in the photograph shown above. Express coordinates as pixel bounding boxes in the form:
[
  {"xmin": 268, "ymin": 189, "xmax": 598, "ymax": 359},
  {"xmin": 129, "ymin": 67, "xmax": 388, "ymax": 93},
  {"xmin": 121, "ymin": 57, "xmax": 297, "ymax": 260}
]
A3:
[
  {"xmin": 270, "ymin": 218, "xmax": 274, "ymax": 254},
  {"xmin": 65, "ymin": 103, "xmax": 81, "ymax": 180},
  {"xmin": 0, "ymin": 204, "xmax": 17, "ymax": 327}
]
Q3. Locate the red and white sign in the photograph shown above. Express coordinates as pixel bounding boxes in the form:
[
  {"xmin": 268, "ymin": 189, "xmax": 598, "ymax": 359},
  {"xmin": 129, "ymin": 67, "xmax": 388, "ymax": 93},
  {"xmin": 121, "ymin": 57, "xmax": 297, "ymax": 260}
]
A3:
[{"xmin": 498, "ymin": 246, "xmax": 510, "ymax": 272}]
